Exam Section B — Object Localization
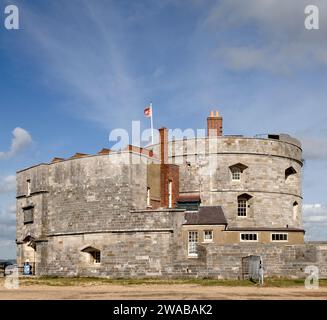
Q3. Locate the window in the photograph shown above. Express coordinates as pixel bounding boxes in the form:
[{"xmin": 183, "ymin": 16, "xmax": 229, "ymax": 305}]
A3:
[
  {"xmin": 27, "ymin": 179, "xmax": 31, "ymax": 197},
  {"xmin": 238, "ymin": 199, "xmax": 247, "ymax": 216},
  {"xmin": 147, "ymin": 187, "xmax": 151, "ymax": 207},
  {"xmin": 168, "ymin": 180, "xmax": 173, "ymax": 208},
  {"xmin": 203, "ymin": 230, "xmax": 213, "ymax": 242},
  {"xmin": 237, "ymin": 193, "xmax": 252, "ymax": 217},
  {"xmin": 231, "ymin": 167, "xmax": 241, "ymax": 181},
  {"xmin": 188, "ymin": 231, "xmax": 198, "ymax": 257},
  {"xmin": 293, "ymin": 201, "xmax": 298, "ymax": 221},
  {"xmin": 240, "ymin": 233, "xmax": 258, "ymax": 242},
  {"xmin": 92, "ymin": 251, "xmax": 101, "ymax": 263},
  {"xmin": 229, "ymin": 163, "xmax": 248, "ymax": 182},
  {"xmin": 285, "ymin": 167, "xmax": 297, "ymax": 180},
  {"xmin": 23, "ymin": 206, "xmax": 34, "ymax": 224},
  {"xmin": 81, "ymin": 246, "xmax": 101, "ymax": 264},
  {"xmin": 271, "ymin": 233, "xmax": 288, "ymax": 242}
]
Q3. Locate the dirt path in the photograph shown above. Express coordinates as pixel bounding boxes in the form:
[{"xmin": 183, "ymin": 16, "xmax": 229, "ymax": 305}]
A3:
[{"xmin": 0, "ymin": 281, "xmax": 326, "ymax": 300}]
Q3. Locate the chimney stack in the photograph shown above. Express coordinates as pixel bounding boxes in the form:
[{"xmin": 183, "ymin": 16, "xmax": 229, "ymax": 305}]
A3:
[
  {"xmin": 207, "ymin": 110, "xmax": 223, "ymax": 137},
  {"xmin": 159, "ymin": 127, "xmax": 168, "ymax": 164}
]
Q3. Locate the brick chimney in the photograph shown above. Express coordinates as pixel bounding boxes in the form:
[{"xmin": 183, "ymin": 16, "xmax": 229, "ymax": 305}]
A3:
[
  {"xmin": 207, "ymin": 110, "xmax": 223, "ymax": 137},
  {"xmin": 159, "ymin": 127, "xmax": 168, "ymax": 164}
]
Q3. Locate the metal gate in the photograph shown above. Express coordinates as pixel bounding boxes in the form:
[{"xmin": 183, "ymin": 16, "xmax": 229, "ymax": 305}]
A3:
[{"xmin": 242, "ymin": 255, "xmax": 262, "ymax": 280}]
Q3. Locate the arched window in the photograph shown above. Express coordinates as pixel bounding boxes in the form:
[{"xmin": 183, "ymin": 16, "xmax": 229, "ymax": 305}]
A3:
[
  {"xmin": 293, "ymin": 201, "xmax": 299, "ymax": 221},
  {"xmin": 81, "ymin": 246, "xmax": 101, "ymax": 264}
]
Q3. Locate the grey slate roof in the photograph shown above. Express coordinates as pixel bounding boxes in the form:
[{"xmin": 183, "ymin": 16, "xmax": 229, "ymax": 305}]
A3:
[
  {"xmin": 227, "ymin": 227, "xmax": 305, "ymax": 232},
  {"xmin": 184, "ymin": 206, "xmax": 227, "ymax": 225}
]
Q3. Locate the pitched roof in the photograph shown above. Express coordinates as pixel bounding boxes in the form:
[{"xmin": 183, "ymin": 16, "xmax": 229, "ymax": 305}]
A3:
[
  {"xmin": 184, "ymin": 206, "xmax": 227, "ymax": 225},
  {"xmin": 227, "ymin": 227, "xmax": 305, "ymax": 232}
]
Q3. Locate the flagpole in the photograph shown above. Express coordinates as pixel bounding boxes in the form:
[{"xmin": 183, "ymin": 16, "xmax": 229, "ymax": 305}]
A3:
[{"xmin": 150, "ymin": 102, "xmax": 154, "ymax": 145}]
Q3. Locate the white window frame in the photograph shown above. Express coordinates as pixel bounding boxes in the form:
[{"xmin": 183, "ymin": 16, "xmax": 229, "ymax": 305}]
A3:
[
  {"xmin": 168, "ymin": 180, "xmax": 173, "ymax": 208},
  {"xmin": 271, "ymin": 233, "xmax": 288, "ymax": 242},
  {"xmin": 203, "ymin": 230, "xmax": 213, "ymax": 242},
  {"xmin": 231, "ymin": 167, "xmax": 241, "ymax": 181},
  {"xmin": 188, "ymin": 231, "xmax": 198, "ymax": 257},
  {"xmin": 238, "ymin": 199, "xmax": 247, "ymax": 217},
  {"xmin": 27, "ymin": 179, "xmax": 31, "ymax": 197},
  {"xmin": 240, "ymin": 233, "xmax": 258, "ymax": 242},
  {"xmin": 147, "ymin": 187, "xmax": 151, "ymax": 207}
]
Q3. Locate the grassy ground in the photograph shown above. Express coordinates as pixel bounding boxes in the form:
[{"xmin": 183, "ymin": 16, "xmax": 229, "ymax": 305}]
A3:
[{"xmin": 17, "ymin": 276, "xmax": 327, "ymax": 287}]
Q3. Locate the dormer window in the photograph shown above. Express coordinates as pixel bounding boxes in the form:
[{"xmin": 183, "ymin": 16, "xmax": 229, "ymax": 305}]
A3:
[
  {"xmin": 229, "ymin": 163, "xmax": 248, "ymax": 182},
  {"xmin": 285, "ymin": 167, "xmax": 297, "ymax": 180}
]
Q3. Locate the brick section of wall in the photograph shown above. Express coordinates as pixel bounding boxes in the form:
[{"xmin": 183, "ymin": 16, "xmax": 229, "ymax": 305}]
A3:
[
  {"xmin": 160, "ymin": 164, "xmax": 179, "ymax": 208},
  {"xmin": 207, "ymin": 111, "xmax": 223, "ymax": 137},
  {"xmin": 159, "ymin": 127, "xmax": 168, "ymax": 164}
]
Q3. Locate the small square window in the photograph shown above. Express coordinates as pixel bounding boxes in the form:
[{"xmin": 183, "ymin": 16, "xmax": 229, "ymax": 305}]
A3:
[
  {"xmin": 231, "ymin": 167, "xmax": 241, "ymax": 181},
  {"xmin": 203, "ymin": 230, "xmax": 213, "ymax": 242}
]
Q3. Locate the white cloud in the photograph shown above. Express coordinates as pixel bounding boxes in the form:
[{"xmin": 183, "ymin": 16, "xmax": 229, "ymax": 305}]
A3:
[
  {"xmin": 204, "ymin": 0, "xmax": 327, "ymax": 73},
  {"xmin": 303, "ymin": 203, "xmax": 327, "ymax": 240},
  {"xmin": 0, "ymin": 203, "xmax": 16, "ymax": 258},
  {"xmin": 0, "ymin": 175, "xmax": 16, "ymax": 194},
  {"xmin": 0, "ymin": 127, "xmax": 33, "ymax": 160},
  {"xmin": 301, "ymin": 137, "xmax": 327, "ymax": 161}
]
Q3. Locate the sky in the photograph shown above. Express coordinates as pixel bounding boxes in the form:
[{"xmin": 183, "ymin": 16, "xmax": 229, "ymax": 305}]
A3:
[{"xmin": 0, "ymin": 0, "xmax": 326, "ymax": 259}]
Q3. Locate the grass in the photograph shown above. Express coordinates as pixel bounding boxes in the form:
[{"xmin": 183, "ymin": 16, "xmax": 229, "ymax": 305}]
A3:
[{"xmin": 17, "ymin": 276, "xmax": 327, "ymax": 288}]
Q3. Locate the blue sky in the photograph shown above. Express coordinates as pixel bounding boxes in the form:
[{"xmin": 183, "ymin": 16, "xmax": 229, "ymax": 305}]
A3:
[{"xmin": 0, "ymin": 0, "xmax": 327, "ymax": 258}]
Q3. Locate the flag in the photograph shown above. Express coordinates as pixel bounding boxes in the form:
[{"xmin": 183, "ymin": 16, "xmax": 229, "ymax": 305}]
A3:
[{"xmin": 144, "ymin": 106, "xmax": 152, "ymax": 118}]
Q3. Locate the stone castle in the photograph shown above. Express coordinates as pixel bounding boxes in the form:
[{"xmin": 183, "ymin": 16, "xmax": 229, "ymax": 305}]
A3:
[{"xmin": 16, "ymin": 111, "xmax": 327, "ymax": 279}]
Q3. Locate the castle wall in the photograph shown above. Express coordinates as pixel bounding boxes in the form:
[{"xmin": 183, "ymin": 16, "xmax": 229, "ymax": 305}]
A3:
[
  {"xmin": 152, "ymin": 137, "xmax": 303, "ymax": 229},
  {"xmin": 203, "ymin": 243, "xmax": 327, "ymax": 280},
  {"xmin": 35, "ymin": 209, "xmax": 185, "ymax": 277}
]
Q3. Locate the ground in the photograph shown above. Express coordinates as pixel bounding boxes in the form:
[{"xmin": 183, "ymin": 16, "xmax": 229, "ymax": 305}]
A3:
[{"xmin": 0, "ymin": 277, "xmax": 326, "ymax": 300}]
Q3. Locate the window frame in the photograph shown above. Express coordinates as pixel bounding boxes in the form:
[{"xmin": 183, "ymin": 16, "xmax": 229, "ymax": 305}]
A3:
[
  {"xmin": 231, "ymin": 167, "xmax": 241, "ymax": 181},
  {"xmin": 237, "ymin": 198, "xmax": 247, "ymax": 217},
  {"xmin": 240, "ymin": 233, "xmax": 258, "ymax": 242},
  {"xmin": 203, "ymin": 230, "xmax": 213, "ymax": 242},
  {"xmin": 188, "ymin": 231, "xmax": 198, "ymax": 257},
  {"xmin": 271, "ymin": 233, "xmax": 288, "ymax": 242}
]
